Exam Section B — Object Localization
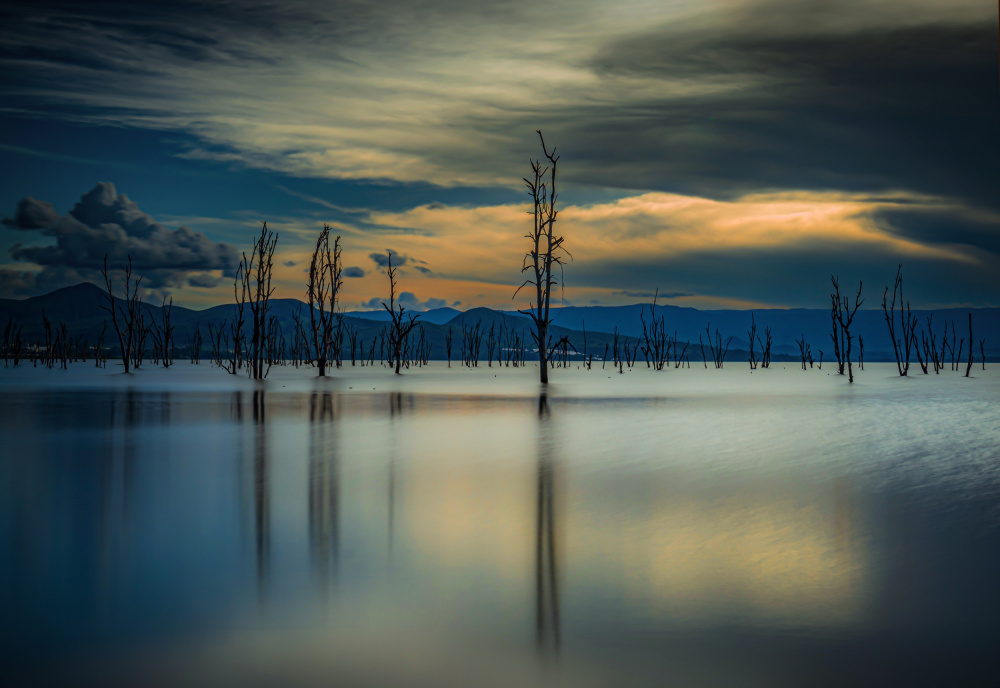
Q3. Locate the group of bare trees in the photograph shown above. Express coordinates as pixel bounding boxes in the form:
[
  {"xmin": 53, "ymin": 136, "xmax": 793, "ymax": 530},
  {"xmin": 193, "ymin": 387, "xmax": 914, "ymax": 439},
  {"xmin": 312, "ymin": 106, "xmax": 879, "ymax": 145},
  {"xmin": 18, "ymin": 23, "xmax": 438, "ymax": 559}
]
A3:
[
  {"xmin": 882, "ymin": 265, "xmax": 983, "ymax": 378},
  {"xmin": 5, "ymin": 130, "xmax": 994, "ymax": 382}
]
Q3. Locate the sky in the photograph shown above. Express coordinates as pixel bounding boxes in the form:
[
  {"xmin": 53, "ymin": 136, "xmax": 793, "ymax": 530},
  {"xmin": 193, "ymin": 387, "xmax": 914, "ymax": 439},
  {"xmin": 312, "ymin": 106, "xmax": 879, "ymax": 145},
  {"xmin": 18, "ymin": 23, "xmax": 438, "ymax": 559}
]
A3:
[{"xmin": 0, "ymin": 0, "xmax": 997, "ymax": 311}]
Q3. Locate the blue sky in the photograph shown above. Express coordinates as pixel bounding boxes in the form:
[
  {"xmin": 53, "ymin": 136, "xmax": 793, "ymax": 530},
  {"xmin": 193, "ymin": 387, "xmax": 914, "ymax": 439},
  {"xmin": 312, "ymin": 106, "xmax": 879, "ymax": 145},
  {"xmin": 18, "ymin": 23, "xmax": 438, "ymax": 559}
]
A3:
[{"xmin": 1, "ymin": 0, "xmax": 998, "ymax": 310}]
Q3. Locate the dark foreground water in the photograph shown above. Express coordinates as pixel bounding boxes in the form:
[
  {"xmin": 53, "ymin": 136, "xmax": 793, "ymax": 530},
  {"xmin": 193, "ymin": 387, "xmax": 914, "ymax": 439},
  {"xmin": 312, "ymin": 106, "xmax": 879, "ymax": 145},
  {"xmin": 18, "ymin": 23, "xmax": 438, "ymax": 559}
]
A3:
[{"xmin": 1, "ymin": 385, "xmax": 998, "ymax": 687}]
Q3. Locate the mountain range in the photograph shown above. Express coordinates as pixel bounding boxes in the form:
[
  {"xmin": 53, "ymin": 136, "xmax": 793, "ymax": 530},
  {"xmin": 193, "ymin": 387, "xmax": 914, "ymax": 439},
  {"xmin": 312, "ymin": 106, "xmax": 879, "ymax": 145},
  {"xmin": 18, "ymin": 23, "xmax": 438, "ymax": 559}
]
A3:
[{"xmin": 2, "ymin": 282, "xmax": 998, "ymax": 362}]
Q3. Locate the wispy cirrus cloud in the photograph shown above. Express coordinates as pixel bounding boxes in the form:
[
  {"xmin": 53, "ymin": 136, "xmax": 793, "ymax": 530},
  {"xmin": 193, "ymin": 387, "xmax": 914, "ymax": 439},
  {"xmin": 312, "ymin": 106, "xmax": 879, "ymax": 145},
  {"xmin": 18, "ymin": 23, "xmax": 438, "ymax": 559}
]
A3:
[{"xmin": 0, "ymin": 0, "xmax": 993, "ymax": 206}]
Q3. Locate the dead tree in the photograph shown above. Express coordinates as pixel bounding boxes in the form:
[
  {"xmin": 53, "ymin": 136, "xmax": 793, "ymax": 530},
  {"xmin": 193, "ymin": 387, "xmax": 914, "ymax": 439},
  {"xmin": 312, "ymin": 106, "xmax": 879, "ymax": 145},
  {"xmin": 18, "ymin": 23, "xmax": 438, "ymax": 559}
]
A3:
[
  {"xmin": 964, "ymin": 313, "xmax": 974, "ymax": 377},
  {"xmin": 486, "ymin": 322, "xmax": 497, "ymax": 367},
  {"xmin": 747, "ymin": 312, "xmax": 758, "ymax": 370},
  {"xmin": 100, "ymin": 254, "xmax": 142, "ymax": 373},
  {"xmin": 149, "ymin": 295, "xmax": 176, "ymax": 368},
  {"xmin": 515, "ymin": 130, "xmax": 567, "ymax": 385},
  {"xmin": 949, "ymin": 321, "xmax": 958, "ymax": 371},
  {"xmin": 244, "ymin": 221, "xmax": 278, "ymax": 379},
  {"xmin": 639, "ymin": 290, "xmax": 669, "ymax": 371},
  {"xmin": 858, "ymin": 336, "xmax": 864, "ymax": 371},
  {"xmin": 831, "ymin": 275, "xmax": 863, "ymax": 383},
  {"xmin": 830, "ymin": 295, "xmax": 844, "ymax": 375},
  {"xmin": 796, "ymin": 334, "xmax": 811, "ymax": 371},
  {"xmin": 980, "ymin": 339, "xmax": 986, "ymax": 370},
  {"xmin": 757, "ymin": 325, "xmax": 773, "ymax": 369},
  {"xmin": 3, "ymin": 316, "xmax": 24, "ymax": 367},
  {"xmin": 704, "ymin": 323, "xmax": 731, "ymax": 368},
  {"xmin": 228, "ymin": 260, "xmax": 247, "ymax": 373},
  {"xmin": 882, "ymin": 265, "xmax": 916, "ymax": 376},
  {"xmin": 445, "ymin": 327, "xmax": 453, "ymax": 367},
  {"xmin": 94, "ymin": 321, "xmax": 107, "ymax": 367},
  {"xmin": 382, "ymin": 252, "xmax": 420, "ymax": 374},
  {"xmin": 307, "ymin": 226, "xmax": 342, "ymax": 376},
  {"xmin": 190, "ymin": 325, "xmax": 203, "ymax": 364},
  {"xmin": 133, "ymin": 308, "xmax": 150, "ymax": 369}
]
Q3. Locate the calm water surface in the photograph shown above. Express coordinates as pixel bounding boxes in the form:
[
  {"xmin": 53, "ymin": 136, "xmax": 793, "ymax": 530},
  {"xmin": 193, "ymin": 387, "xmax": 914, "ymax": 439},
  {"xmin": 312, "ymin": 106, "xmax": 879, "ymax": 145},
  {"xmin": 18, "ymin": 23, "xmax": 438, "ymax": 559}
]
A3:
[{"xmin": 1, "ymin": 385, "xmax": 998, "ymax": 686}]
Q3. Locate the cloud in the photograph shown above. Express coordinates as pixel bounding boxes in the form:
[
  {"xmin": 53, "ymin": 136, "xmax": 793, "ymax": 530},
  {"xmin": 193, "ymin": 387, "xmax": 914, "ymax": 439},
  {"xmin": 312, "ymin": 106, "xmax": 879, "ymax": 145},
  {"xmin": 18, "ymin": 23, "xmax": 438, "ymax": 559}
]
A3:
[
  {"xmin": 413, "ymin": 265, "xmax": 433, "ymax": 274},
  {"xmin": 2, "ymin": 182, "xmax": 239, "ymax": 296},
  {"xmin": 1, "ymin": 0, "xmax": 993, "ymax": 211},
  {"xmin": 187, "ymin": 272, "xmax": 222, "ymax": 288},
  {"xmin": 343, "ymin": 266, "xmax": 366, "ymax": 278},
  {"xmin": 2, "ymin": 196, "xmax": 61, "ymax": 229},
  {"xmin": 360, "ymin": 190, "xmax": 998, "ymax": 307},
  {"xmin": 360, "ymin": 290, "xmax": 447, "ymax": 311},
  {"xmin": 283, "ymin": 260, "xmax": 297, "ymax": 267},
  {"xmin": 369, "ymin": 249, "xmax": 409, "ymax": 268}
]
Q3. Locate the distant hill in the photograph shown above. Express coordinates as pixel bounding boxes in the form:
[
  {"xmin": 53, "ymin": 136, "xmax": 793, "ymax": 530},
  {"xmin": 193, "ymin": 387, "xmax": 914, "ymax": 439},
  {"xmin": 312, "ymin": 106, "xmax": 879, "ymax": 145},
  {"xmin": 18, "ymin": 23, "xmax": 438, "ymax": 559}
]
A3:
[
  {"xmin": 341, "ymin": 306, "xmax": 461, "ymax": 325},
  {"xmin": 2, "ymin": 282, "xmax": 998, "ymax": 362}
]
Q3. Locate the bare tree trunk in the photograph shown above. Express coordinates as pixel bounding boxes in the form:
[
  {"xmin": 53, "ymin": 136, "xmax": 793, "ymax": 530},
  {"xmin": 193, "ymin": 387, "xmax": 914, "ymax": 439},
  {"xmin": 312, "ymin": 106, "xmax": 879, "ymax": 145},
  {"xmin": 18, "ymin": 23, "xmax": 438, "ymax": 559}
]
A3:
[
  {"xmin": 515, "ymin": 131, "xmax": 566, "ymax": 385},
  {"xmin": 965, "ymin": 313, "xmax": 974, "ymax": 377}
]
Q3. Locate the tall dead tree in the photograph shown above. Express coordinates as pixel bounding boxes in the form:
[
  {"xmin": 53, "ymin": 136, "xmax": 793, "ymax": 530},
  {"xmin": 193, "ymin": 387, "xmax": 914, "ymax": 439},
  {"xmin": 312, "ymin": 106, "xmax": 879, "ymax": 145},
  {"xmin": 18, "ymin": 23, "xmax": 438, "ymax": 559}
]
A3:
[
  {"xmin": 101, "ymin": 254, "xmax": 142, "ymax": 373},
  {"xmin": 382, "ymin": 252, "xmax": 420, "ymax": 374},
  {"xmin": 882, "ymin": 265, "xmax": 916, "ymax": 376},
  {"xmin": 515, "ymin": 130, "xmax": 567, "ymax": 385},
  {"xmin": 244, "ymin": 221, "xmax": 278, "ymax": 379},
  {"xmin": 831, "ymin": 275, "xmax": 863, "ymax": 383},
  {"xmin": 307, "ymin": 225, "xmax": 342, "ymax": 376},
  {"xmin": 747, "ymin": 312, "xmax": 758, "ymax": 370}
]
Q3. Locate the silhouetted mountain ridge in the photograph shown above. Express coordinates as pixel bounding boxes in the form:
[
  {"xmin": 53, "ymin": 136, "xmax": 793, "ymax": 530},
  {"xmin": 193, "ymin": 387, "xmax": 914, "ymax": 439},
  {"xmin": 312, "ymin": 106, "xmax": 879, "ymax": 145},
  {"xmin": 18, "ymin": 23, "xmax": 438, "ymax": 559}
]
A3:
[{"xmin": 2, "ymin": 283, "xmax": 998, "ymax": 361}]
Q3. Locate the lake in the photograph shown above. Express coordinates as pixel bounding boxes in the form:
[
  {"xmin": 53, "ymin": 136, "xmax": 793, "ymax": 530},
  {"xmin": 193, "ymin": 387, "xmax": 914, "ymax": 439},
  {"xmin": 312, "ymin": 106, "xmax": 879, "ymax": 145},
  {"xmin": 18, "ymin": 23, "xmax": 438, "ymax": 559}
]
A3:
[{"xmin": 1, "ymin": 362, "xmax": 998, "ymax": 686}]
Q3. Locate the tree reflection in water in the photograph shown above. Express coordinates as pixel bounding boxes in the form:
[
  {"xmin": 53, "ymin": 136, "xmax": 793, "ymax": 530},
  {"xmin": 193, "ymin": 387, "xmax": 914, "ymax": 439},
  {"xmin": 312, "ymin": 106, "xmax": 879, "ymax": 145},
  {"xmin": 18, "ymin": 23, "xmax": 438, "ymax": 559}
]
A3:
[
  {"xmin": 535, "ymin": 393, "xmax": 560, "ymax": 657},
  {"xmin": 252, "ymin": 389, "xmax": 269, "ymax": 602},
  {"xmin": 309, "ymin": 391, "xmax": 339, "ymax": 597}
]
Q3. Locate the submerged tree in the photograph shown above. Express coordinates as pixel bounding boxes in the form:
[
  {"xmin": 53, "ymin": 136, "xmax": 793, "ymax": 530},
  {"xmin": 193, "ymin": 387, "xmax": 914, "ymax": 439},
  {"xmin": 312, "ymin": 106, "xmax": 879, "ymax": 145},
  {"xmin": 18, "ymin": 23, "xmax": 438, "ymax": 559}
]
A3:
[
  {"xmin": 101, "ymin": 254, "xmax": 143, "ymax": 373},
  {"xmin": 882, "ymin": 264, "xmax": 917, "ymax": 377},
  {"xmin": 307, "ymin": 225, "xmax": 343, "ymax": 377},
  {"xmin": 244, "ymin": 221, "xmax": 278, "ymax": 380},
  {"xmin": 515, "ymin": 130, "xmax": 567, "ymax": 385},
  {"xmin": 382, "ymin": 252, "xmax": 420, "ymax": 374},
  {"xmin": 149, "ymin": 295, "xmax": 175, "ymax": 368},
  {"xmin": 964, "ymin": 313, "xmax": 974, "ymax": 377},
  {"xmin": 796, "ymin": 334, "xmax": 812, "ymax": 371},
  {"xmin": 831, "ymin": 275, "xmax": 863, "ymax": 383}
]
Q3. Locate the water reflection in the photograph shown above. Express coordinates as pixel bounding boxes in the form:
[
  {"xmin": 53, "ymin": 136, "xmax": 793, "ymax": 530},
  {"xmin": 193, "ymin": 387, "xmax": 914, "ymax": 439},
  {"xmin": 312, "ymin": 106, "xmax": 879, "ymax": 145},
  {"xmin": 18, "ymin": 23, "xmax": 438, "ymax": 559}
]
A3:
[
  {"xmin": 535, "ymin": 393, "xmax": 560, "ymax": 657},
  {"xmin": 234, "ymin": 389, "xmax": 269, "ymax": 603},
  {"xmin": 309, "ymin": 391, "xmax": 339, "ymax": 593},
  {"xmin": 1, "ymin": 387, "xmax": 998, "ymax": 686},
  {"xmin": 387, "ymin": 392, "xmax": 405, "ymax": 559}
]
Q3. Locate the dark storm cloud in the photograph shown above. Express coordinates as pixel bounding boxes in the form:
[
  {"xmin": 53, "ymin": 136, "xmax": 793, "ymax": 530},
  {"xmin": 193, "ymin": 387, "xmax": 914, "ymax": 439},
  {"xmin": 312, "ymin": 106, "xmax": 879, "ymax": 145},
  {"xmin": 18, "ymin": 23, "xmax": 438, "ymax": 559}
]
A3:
[
  {"xmin": 2, "ymin": 182, "xmax": 239, "ymax": 295},
  {"xmin": 1, "ymin": 1, "xmax": 994, "ymax": 208},
  {"xmin": 873, "ymin": 208, "xmax": 1000, "ymax": 258},
  {"xmin": 572, "ymin": 14, "xmax": 999, "ymax": 209}
]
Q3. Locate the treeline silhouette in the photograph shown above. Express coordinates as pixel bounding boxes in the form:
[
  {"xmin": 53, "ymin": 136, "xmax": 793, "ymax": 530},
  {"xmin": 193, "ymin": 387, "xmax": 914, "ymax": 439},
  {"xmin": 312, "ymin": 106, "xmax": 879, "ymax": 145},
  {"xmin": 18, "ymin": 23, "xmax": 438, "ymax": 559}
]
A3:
[{"xmin": 0, "ymin": 135, "xmax": 993, "ymax": 379}]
